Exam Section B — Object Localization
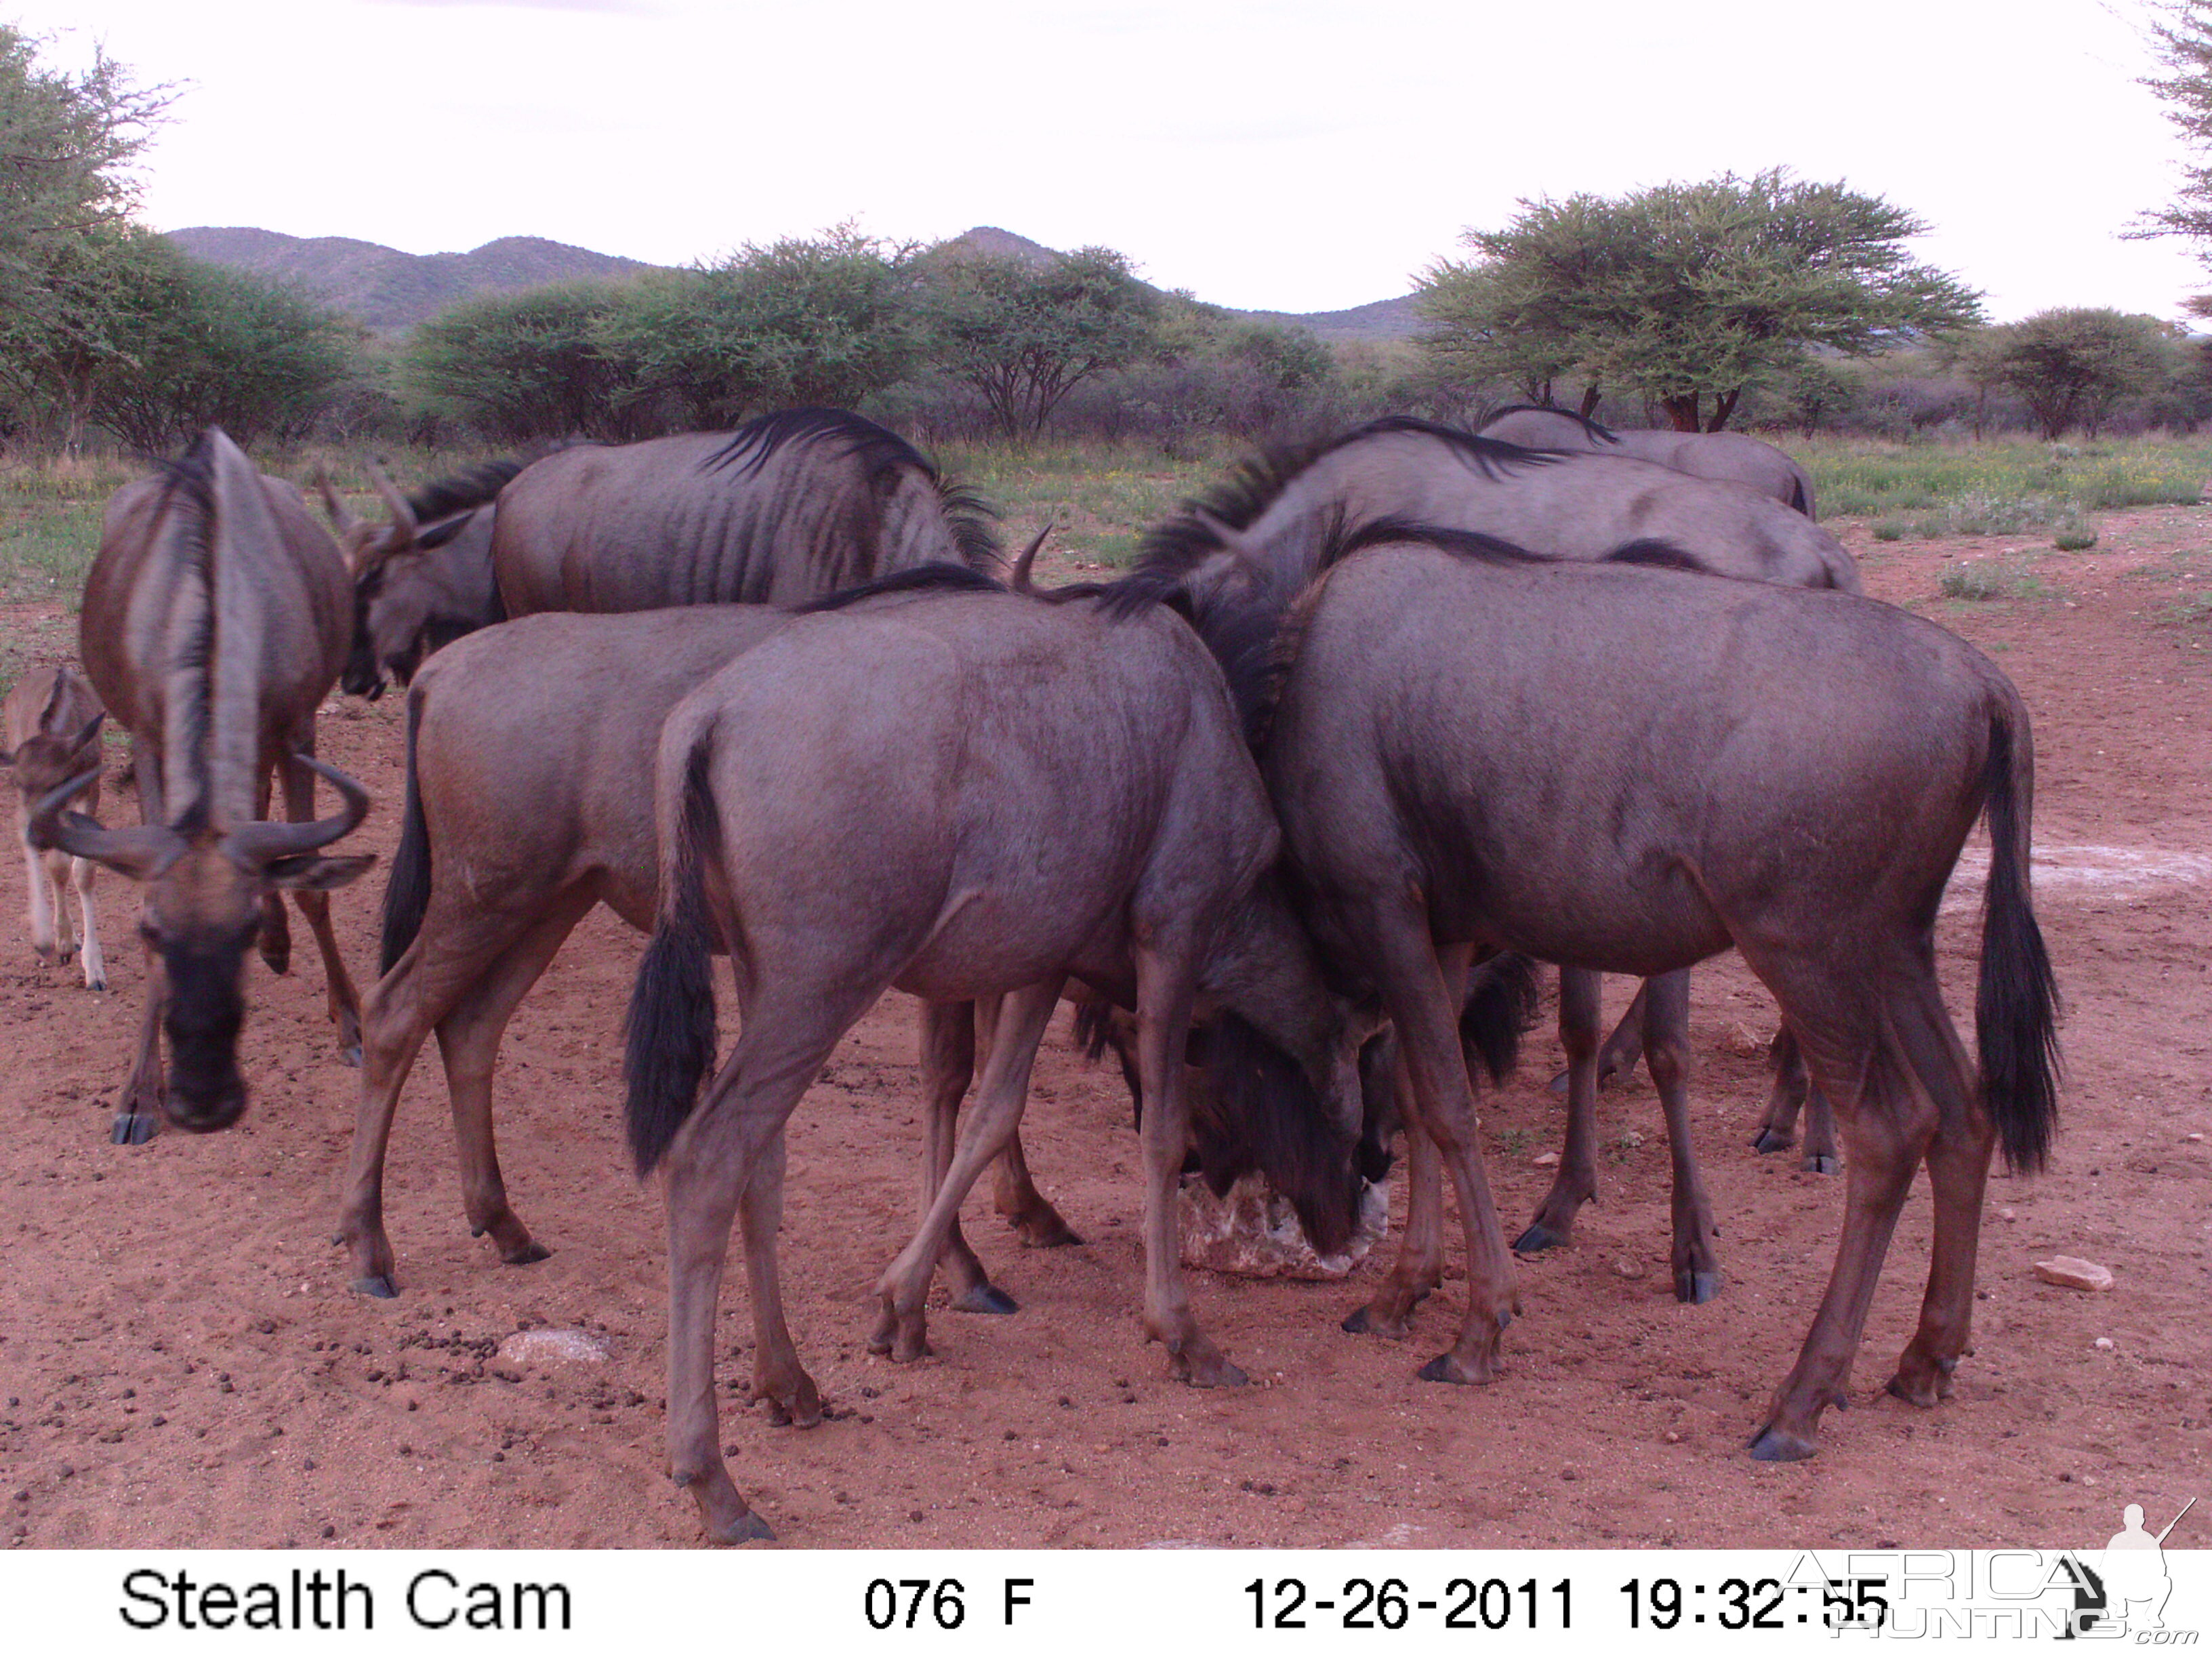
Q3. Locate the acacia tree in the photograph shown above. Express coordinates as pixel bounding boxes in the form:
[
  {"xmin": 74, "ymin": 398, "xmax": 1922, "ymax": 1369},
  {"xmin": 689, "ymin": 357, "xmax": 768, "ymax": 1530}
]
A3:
[
  {"xmin": 1420, "ymin": 169, "xmax": 1982, "ymax": 431},
  {"xmin": 2139, "ymin": 3, "xmax": 2212, "ymax": 255},
  {"xmin": 0, "ymin": 24, "xmax": 173, "ymax": 445},
  {"xmin": 1950, "ymin": 310, "xmax": 2174, "ymax": 440},
  {"xmin": 597, "ymin": 225, "xmax": 923, "ymax": 426},
  {"xmin": 407, "ymin": 282, "xmax": 651, "ymax": 443},
  {"xmin": 920, "ymin": 245, "xmax": 1157, "ymax": 439}
]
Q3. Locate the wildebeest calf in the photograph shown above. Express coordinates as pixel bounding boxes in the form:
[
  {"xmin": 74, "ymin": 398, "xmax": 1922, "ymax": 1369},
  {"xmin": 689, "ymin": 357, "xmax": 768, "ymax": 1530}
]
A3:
[{"xmin": 3, "ymin": 665, "xmax": 108, "ymax": 989}]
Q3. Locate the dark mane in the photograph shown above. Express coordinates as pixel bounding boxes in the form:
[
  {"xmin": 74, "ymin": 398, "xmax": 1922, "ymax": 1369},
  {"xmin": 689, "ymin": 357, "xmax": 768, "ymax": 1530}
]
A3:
[
  {"xmin": 405, "ymin": 459, "xmax": 521, "ymax": 525},
  {"xmin": 703, "ymin": 408, "xmax": 1002, "ymax": 572},
  {"xmin": 1135, "ymin": 415, "xmax": 1559, "ymax": 590},
  {"xmin": 152, "ymin": 436, "xmax": 220, "ymax": 820},
  {"xmin": 1483, "ymin": 403, "xmax": 1621, "ymax": 444},
  {"xmin": 792, "ymin": 562, "xmax": 1006, "ymax": 613},
  {"xmin": 1605, "ymin": 538, "xmax": 1717, "ymax": 575}
]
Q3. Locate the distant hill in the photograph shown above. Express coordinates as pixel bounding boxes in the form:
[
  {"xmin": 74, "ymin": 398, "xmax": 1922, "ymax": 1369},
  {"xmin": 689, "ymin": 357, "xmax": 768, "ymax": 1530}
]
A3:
[
  {"xmin": 167, "ymin": 224, "xmax": 1417, "ymax": 344},
  {"xmin": 165, "ymin": 228, "xmax": 659, "ymax": 331}
]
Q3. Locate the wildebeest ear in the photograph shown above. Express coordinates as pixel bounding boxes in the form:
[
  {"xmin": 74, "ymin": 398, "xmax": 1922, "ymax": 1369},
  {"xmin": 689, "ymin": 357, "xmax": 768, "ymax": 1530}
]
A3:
[
  {"xmin": 264, "ymin": 851, "xmax": 378, "ymax": 892},
  {"xmin": 64, "ymin": 712, "xmax": 104, "ymax": 756}
]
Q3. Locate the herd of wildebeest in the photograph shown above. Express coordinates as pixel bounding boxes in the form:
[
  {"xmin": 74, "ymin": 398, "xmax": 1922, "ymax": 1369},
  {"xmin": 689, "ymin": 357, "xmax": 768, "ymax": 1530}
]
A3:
[{"xmin": 1, "ymin": 404, "xmax": 2060, "ymax": 1544}]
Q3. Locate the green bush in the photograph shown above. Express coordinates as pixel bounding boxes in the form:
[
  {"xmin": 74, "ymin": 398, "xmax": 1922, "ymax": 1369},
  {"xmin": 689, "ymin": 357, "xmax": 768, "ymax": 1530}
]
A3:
[
  {"xmin": 1939, "ymin": 562, "xmax": 2011, "ymax": 600},
  {"xmin": 2053, "ymin": 518, "xmax": 2099, "ymax": 551},
  {"xmin": 1871, "ymin": 518, "xmax": 1908, "ymax": 541}
]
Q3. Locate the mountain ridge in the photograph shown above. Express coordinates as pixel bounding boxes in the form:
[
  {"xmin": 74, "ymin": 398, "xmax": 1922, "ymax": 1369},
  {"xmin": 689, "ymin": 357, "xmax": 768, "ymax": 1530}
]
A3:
[{"xmin": 164, "ymin": 224, "xmax": 1420, "ymax": 342}]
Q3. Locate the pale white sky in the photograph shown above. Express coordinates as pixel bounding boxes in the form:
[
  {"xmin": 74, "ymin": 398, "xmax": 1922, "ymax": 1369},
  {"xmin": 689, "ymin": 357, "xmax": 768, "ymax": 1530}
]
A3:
[{"xmin": 14, "ymin": 0, "xmax": 2212, "ymax": 321}]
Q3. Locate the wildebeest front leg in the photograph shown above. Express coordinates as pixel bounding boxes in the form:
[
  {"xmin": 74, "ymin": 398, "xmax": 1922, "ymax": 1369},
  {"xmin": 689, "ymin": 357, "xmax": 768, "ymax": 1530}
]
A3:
[
  {"xmin": 24, "ymin": 837, "xmax": 60, "ymax": 962},
  {"xmin": 1129, "ymin": 949, "xmax": 1244, "ymax": 1387},
  {"xmin": 253, "ymin": 764, "xmax": 291, "ymax": 977},
  {"xmin": 1642, "ymin": 970, "xmax": 1722, "ymax": 1303},
  {"xmin": 281, "ymin": 742, "xmax": 363, "ymax": 1065},
  {"xmin": 1376, "ymin": 927, "xmax": 1519, "ymax": 1385},
  {"xmin": 968, "ymin": 994, "xmax": 1081, "ymax": 1247},
  {"xmin": 875, "ymin": 979, "xmax": 1063, "ymax": 1361},
  {"xmin": 110, "ymin": 737, "xmax": 165, "ymax": 1145},
  {"xmin": 1343, "ymin": 1102, "xmax": 1441, "ymax": 1336},
  {"xmin": 916, "ymin": 999, "xmax": 1019, "ymax": 1315},
  {"xmin": 1753, "ymin": 1027, "xmax": 1839, "ymax": 1173},
  {"xmin": 68, "ymin": 854, "xmax": 104, "ymax": 989},
  {"xmin": 1516, "ymin": 965, "xmax": 1603, "ymax": 1252}
]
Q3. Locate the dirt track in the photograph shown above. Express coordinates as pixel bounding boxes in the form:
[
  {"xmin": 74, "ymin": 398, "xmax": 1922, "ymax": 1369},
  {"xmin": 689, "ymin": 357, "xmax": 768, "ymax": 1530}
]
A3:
[{"xmin": 2, "ymin": 516, "xmax": 2207, "ymax": 1550}]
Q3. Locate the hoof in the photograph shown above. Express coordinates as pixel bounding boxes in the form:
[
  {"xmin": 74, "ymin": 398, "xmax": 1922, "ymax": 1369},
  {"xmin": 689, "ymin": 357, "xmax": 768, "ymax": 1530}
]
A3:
[
  {"xmin": 1009, "ymin": 1207, "xmax": 1084, "ymax": 1249},
  {"xmin": 1750, "ymin": 1128, "xmax": 1795, "ymax": 1155},
  {"xmin": 1416, "ymin": 1351, "xmax": 1497, "ymax": 1386},
  {"xmin": 1747, "ymin": 1424, "xmax": 1819, "ymax": 1462},
  {"xmin": 1512, "ymin": 1222, "xmax": 1569, "ymax": 1254},
  {"xmin": 350, "ymin": 1274, "xmax": 398, "ymax": 1299},
  {"xmin": 86, "ymin": 977, "xmax": 107, "ymax": 993},
  {"xmin": 705, "ymin": 1509, "xmax": 776, "ymax": 1546},
  {"xmin": 1172, "ymin": 1351, "xmax": 1248, "ymax": 1389},
  {"xmin": 1803, "ymin": 1153, "xmax": 1839, "ymax": 1176},
  {"xmin": 340, "ymin": 1043, "xmax": 363, "ymax": 1069},
  {"xmin": 1340, "ymin": 1305, "xmax": 1373, "ymax": 1335},
  {"xmin": 1675, "ymin": 1269, "xmax": 1724, "ymax": 1305},
  {"xmin": 953, "ymin": 1283, "xmax": 1019, "ymax": 1316},
  {"xmin": 503, "ymin": 1242, "xmax": 553, "ymax": 1267},
  {"xmin": 1546, "ymin": 1067, "xmax": 1570, "ymax": 1096},
  {"xmin": 111, "ymin": 1111, "xmax": 157, "ymax": 1146}
]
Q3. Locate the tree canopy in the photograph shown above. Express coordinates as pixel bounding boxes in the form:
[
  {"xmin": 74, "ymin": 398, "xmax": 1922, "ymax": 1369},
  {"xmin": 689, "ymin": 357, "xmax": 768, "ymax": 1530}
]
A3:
[
  {"xmin": 1419, "ymin": 169, "xmax": 1984, "ymax": 431},
  {"xmin": 919, "ymin": 246, "xmax": 1157, "ymax": 438},
  {"xmin": 1948, "ymin": 309, "xmax": 2178, "ymax": 440}
]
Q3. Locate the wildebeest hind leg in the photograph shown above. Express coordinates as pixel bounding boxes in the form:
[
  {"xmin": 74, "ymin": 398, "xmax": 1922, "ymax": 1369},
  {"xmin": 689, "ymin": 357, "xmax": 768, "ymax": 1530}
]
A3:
[
  {"xmin": 994, "ymin": 1130, "xmax": 1082, "ymax": 1248},
  {"xmin": 434, "ymin": 891, "xmax": 594, "ymax": 1268},
  {"xmin": 1343, "ymin": 1108, "xmax": 1441, "ymax": 1336},
  {"xmin": 1883, "ymin": 982, "xmax": 1988, "ymax": 1408},
  {"xmin": 1517, "ymin": 965, "xmax": 1603, "ymax": 1252},
  {"xmin": 663, "ymin": 1002, "xmax": 857, "ymax": 1544},
  {"xmin": 1748, "ymin": 992, "xmax": 1936, "ymax": 1460},
  {"xmin": 876, "ymin": 979, "xmax": 1064, "ymax": 1360},
  {"xmin": 1642, "ymin": 970, "xmax": 1721, "ymax": 1303}
]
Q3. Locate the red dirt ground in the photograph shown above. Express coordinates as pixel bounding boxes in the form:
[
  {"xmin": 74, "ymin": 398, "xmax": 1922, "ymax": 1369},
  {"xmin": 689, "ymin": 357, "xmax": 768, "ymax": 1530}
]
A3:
[{"xmin": 1, "ymin": 513, "xmax": 2206, "ymax": 1551}]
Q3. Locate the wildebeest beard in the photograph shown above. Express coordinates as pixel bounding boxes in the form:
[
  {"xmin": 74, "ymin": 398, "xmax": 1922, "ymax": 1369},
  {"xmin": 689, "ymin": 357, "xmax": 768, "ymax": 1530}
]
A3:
[{"xmin": 161, "ymin": 937, "xmax": 250, "ymax": 1128}]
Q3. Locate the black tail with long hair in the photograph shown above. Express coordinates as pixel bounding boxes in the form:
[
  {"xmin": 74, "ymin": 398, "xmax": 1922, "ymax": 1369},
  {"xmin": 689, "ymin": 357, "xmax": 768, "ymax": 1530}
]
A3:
[
  {"xmin": 377, "ymin": 695, "xmax": 432, "ymax": 976},
  {"xmin": 1459, "ymin": 950, "xmax": 1541, "ymax": 1084},
  {"xmin": 623, "ymin": 740, "xmax": 722, "ymax": 1176},
  {"xmin": 1976, "ymin": 709, "xmax": 2061, "ymax": 1173}
]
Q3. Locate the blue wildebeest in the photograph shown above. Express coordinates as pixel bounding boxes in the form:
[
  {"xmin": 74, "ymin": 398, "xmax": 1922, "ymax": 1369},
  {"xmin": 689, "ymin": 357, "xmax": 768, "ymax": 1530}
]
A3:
[
  {"xmin": 329, "ymin": 416, "xmax": 1092, "ymax": 1293},
  {"xmin": 1479, "ymin": 402, "xmax": 1839, "ymax": 1172},
  {"xmin": 1143, "ymin": 416, "xmax": 1862, "ymax": 1296},
  {"xmin": 1478, "ymin": 403, "xmax": 1818, "ymax": 518},
  {"xmin": 29, "ymin": 430, "xmax": 377, "ymax": 1143},
  {"xmin": 1128, "ymin": 515, "xmax": 2057, "ymax": 1461},
  {"xmin": 4, "ymin": 665, "xmax": 108, "ymax": 989},
  {"xmin": 314, "ymin": 460, "xmax": 521, "ymax": 699},
  {"xmin": 623, "ymin": 567, "xmax": 1373, "ymax": 1543}
]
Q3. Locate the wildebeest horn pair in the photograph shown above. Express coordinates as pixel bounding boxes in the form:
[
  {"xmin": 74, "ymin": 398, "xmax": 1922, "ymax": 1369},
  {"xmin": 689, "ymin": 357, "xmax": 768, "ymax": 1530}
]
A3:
[
  {"xmin": 30, "ymin": 751, "xmax": 369, "ymax": 878},
  {"xmin": 311, "ymin": 459, "xmax": 417, "ymax": 576}
]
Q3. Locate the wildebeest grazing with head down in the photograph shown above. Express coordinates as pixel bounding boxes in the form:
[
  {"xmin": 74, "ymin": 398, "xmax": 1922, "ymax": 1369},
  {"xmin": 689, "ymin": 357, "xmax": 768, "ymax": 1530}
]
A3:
[
  {"xmin": 4, "ymin": 665, "xmax": 108, "ymax": 990},
  {"xmin": 31, "ymin": 430, "xmax": 376, "ymax": 1143},
  {"xmin": 1137, "ymin": 516, "xmax": 2056, "ymax": 1462},
  {"xmin": 623, "ymin": 569, "xmax": 1371, "ymax": 1543},
  {"xmin": 1477, "ymin": 403, "xmax": 1819, "ymax": 518}
]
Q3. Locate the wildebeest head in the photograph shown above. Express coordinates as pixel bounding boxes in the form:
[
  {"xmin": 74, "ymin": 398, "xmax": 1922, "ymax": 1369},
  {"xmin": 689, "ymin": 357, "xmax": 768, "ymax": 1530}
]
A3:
[
  {"xmin": 1, "ymin": 674, "xmax": 104, "ymax": 807},
  {"xmin": 317, "ymin": 461, "xmax": 514, "ymax": 699},
  {"xmin": 1184, "ymin": 872, "xmax": 1382, "ymax": 1255},
  {"xmin": 26, "ymin": 754, "xmax": 375, "ymax": 1130}
]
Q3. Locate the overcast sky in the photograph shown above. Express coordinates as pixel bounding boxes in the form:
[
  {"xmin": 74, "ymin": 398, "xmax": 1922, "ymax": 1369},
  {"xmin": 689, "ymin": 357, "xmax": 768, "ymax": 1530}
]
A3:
[{"xmin": 15, "ymin": 0, "xmax": 2211, "ymax": 321}]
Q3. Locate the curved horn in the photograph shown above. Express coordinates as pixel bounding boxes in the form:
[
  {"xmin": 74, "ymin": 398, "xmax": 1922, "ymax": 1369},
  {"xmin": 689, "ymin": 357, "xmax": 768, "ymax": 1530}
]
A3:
[
  {"xmin": 1008, "ymin": 525, "xmax": 1051, "ymax": 594},
  {"xmin": 310, "ymin": 463, "xmax": 361, "ymax": 536},
  {"xmin": 219, "ymin": 753, "xmax": 371, "ymax": 867},
  {"xmin": 27, "ymin": 766, "xmax": 184, "ymax": 880},
  {"xmin": 367, "ymin": 460, "xmax": 417, "ymax": 554}
]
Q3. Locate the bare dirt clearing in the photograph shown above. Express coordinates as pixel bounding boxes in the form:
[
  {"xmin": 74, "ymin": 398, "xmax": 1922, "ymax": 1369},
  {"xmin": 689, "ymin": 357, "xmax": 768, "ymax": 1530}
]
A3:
[{"xmin": 2, "ymin": 511, "xmax": 2207, "ymax": 1550}]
